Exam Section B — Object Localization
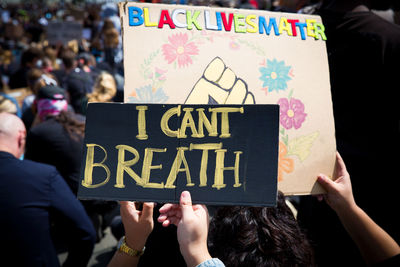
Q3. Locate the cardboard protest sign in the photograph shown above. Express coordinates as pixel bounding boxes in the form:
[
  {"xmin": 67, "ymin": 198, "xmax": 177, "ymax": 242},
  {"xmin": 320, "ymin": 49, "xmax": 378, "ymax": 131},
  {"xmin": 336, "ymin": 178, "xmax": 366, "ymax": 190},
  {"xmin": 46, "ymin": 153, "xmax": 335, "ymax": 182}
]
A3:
[
  {"xmin": 78, "ymin": 103, "xmax": 279, "ymax": 206},
  {"xmin": 46, "ymin": 21, "xmax": 83, "ymax": 44},
  {"xmin": 119, "ymin": 2, "xmax": 336, "ymax": 195}
]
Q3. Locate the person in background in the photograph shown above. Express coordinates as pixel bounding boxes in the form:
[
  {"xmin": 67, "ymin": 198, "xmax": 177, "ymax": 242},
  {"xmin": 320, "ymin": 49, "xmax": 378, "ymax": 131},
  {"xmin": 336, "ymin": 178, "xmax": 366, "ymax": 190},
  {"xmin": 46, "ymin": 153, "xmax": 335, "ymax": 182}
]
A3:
[
  {"xmin": 0, "ymin": 112, "xmax": 96, "ymax": 267},
  {"xmin": 316, "ymin": 152, "xmax": 400, "ymax": 266},
  {"xmin": 52, "ymin": 49, "xmax": 93, "ymax": 114},
  {"xmin": 80, "ymin": 71, "xmax": 116, "ymax": 114},
  {"xmin": 8, "ymin": 46, "xmax": 43, "ymax": 89},
  {"xmin": 24, "ymin": 84, "xmax": 118, "ymax": 242},
  {"xmin": 24, "ymin": 84, "xmax": 83, "ymax": 193},
  {"xmin": 103, "ymin": 26, "xmax": 122, "ymax": 71},
  {"xmin": 297, "ymin": 0, "xmax": 400, "ymax": 265},
  {"xmin": 21, "ymin": 68, "xmax": 58, "ymax": 129}
]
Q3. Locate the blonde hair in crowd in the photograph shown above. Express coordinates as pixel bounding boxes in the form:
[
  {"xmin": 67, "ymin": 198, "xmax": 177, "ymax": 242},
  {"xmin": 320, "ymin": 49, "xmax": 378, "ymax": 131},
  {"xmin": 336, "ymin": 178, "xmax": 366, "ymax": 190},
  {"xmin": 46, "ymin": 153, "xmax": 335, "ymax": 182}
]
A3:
[{"xmin": 88, "ymin": 72, "xmax": 117, "ymax": 103}]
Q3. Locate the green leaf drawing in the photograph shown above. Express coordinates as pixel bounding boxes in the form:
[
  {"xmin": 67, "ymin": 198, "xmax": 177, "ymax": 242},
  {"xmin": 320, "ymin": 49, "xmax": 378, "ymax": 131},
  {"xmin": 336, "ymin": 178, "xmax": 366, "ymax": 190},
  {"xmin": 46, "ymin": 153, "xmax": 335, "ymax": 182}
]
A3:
[
  {"xmin": 288, "ymin": 88, "xmax": 293, "ymax": 99},
  {"xmin": 287, "ymin": 131, "xmax": 319, "ymax": 162},
  {"xmin": 140, "ymin": 49, "xmax": 160, "ymax": 79}
]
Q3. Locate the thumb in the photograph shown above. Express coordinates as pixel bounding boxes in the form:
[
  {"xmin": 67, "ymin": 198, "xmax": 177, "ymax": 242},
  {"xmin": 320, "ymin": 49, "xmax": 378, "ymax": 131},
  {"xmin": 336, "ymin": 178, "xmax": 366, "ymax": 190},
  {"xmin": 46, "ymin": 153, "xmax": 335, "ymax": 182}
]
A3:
[
  {"xmin": 317, "ymin": 174, "xmax": 336, "ymax": 193},
  {"xmin": 180, "ymin": 191, "xmax": 194, "ymax": 218}
]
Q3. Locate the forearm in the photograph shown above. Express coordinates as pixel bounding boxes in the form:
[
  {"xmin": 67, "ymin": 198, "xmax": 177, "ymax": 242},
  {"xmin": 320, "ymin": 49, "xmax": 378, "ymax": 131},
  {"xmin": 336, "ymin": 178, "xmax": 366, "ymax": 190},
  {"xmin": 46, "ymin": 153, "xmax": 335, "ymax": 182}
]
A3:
[{"xmin": 337, "ymin": 204, "xmax": 400, "ymax": 264}]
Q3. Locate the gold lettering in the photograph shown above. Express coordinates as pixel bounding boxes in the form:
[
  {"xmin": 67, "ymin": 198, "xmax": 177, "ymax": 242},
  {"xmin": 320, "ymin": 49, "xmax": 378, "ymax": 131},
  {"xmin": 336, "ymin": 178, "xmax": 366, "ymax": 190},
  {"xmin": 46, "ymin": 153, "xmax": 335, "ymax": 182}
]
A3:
[
  {"xmin": 209, "ymin": 107, "xmax": 244, "ymax": 138},
  {"xmin": 179, "ymin": 108, "xmax": 200, "ymax": 138},
  {"xmin": 142, "ymin": 148, "xmax": 167, "ymax": 188},
  {"xmin": 82, "ymin": 144, "xmax": 110, "ymax": 188},
  {"xmin": 136, "ymin": 106, "xmax": 148, "ymax": 140},
  {"xmin": 190, "ymin": 143, "xmax": 223, "ymax": 187},
  {"xmin": 213, "ymin": 149, "xmax": 242, "ymax": 190},
  {"xmin": 160, "ymin": 105, "xmax": 181, "ymax": 138},
  {"xmin": 165, "ymin": 147, "xmax": 194, "ymax": 188},
  {"xmin": 115, "ymin": 145, "xmax": 144, "ymax": 188},
  {"xmin": 197, "ymin": 108, "xmax": 218, "ymax": 138}
]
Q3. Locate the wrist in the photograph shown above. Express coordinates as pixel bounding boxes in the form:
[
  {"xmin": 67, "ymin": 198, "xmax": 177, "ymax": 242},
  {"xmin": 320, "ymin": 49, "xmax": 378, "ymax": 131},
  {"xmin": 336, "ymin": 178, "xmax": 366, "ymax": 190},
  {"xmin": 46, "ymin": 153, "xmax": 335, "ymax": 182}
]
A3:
[
  {"xmin": 117, "ymin": 236, "xmax": 146, "ymax": 257},
  {"xmin": 181, "ymin": 244, "xmax": 211, "ymax": 267},
  {"xmin": 335, "ymin": 200, "xmax": 358, "ymax": 218},
  {"xmin": 125, "ymin": 236, "xmax": 146, "ymax": 252}
]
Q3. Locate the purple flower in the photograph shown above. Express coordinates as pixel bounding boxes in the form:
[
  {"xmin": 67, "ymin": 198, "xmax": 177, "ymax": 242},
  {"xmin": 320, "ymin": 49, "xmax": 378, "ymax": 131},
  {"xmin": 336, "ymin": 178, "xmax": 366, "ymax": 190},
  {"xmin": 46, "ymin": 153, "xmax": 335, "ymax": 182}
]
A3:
[{"xmin": 277, "ymin": 98, "xmax": 307, "ymax": 130}]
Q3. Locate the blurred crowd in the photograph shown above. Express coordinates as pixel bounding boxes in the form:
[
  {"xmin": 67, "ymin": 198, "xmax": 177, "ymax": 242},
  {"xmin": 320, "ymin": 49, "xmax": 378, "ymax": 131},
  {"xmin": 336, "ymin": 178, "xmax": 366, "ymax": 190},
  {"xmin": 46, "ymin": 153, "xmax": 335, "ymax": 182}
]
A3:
[{"xmin": 0, "ymin": 0, "xmax": 399, "ymax": 267}]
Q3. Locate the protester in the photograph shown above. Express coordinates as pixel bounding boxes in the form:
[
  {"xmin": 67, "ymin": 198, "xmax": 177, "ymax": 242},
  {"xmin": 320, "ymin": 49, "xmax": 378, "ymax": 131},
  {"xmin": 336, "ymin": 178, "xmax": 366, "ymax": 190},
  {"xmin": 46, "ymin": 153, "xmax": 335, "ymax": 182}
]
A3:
[
  {"xmin": 8, "ymin": 46, "xmax": 43, "ymax": 89},
  {"xmin": 80, "ymin": 71, "xmax": 117, "ymax": 114},
  {"xmin": 297, "ymin": 0, "xmax": 400, "ymax": 265},
  {"xmin": 24, "ymin": 85, "xmax": 82, "ymax": 193},
  {"xmin": 21, "ymin": 68, "xmax": 58, "ymax": 129},
  {"xmin": 0, "ymin": 111, "xmax": 96, "ymax": 267},
  {"xmin": 53, "ymin": 49, "xmax": 93, "ymax": 113},
  {"xmin": 316, "ymin": 152, "xmax": 400, "ymax": 266},
  {"xmin": 24, "ymin": 84, "xmax": 118, "ymax": 242}
]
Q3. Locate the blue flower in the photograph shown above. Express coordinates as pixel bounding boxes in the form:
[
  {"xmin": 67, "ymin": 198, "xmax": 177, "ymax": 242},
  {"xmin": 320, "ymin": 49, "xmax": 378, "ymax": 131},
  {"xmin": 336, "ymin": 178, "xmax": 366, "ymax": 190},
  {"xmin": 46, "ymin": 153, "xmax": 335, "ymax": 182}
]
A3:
[
  {"xmin": 259, "ymin": 59, "xmax": 291, "ymax": 92},
  {"xmin": 128, "ymin": 85, "xmax": 168, "ymax": 103}
]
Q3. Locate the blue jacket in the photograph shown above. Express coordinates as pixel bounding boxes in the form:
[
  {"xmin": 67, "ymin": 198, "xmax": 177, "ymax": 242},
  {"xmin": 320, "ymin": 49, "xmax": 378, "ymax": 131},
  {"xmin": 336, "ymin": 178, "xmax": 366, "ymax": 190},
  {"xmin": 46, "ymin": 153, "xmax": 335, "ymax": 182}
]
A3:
[{"xmin": 0, "ymin": 151, "xmax": 96, "ymax": 266}]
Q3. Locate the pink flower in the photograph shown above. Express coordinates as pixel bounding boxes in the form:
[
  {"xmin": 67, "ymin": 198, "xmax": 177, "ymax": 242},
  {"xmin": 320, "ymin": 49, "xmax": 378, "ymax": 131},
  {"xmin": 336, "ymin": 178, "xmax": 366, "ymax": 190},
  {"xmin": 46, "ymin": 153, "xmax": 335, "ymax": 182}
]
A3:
[
  {"xmin": 162, "ymin": 33, "xmax": 199, "ymax": 68},
  {"xmin": 277, "ymin": 98, "xmax": 307, "ymax": 130}
]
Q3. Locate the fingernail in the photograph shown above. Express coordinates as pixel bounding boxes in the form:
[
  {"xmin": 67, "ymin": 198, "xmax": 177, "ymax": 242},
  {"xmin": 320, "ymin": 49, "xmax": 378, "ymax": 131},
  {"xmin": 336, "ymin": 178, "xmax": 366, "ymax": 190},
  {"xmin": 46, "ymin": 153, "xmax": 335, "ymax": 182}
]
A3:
[{"xmin": 181, "ymin": 191, "xmax": 190, "ymax": 198}]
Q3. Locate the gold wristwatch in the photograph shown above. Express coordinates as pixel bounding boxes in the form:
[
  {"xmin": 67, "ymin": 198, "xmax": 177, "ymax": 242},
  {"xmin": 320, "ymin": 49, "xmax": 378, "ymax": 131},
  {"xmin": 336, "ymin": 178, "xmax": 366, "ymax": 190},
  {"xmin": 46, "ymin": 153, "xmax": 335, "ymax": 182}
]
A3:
[{"xmin": 117, "ymin": 236, "xmax": 145, "ymax": 257}]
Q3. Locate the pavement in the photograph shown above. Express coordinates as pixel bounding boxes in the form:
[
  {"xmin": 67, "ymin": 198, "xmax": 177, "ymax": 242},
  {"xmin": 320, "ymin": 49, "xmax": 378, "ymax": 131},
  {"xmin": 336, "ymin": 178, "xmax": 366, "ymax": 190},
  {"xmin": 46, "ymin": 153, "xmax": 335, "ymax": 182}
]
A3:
[{"xmin": 58, "ymin": 227, "xmax": 117, "ymax": 267}]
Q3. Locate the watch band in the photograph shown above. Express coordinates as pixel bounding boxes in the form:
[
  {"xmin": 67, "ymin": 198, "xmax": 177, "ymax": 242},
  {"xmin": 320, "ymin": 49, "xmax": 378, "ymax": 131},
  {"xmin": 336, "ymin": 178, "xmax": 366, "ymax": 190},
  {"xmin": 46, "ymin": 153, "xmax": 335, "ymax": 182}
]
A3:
[{"xmin": 117, "ymin": 236, "xmax": 145, "ymax": 257}]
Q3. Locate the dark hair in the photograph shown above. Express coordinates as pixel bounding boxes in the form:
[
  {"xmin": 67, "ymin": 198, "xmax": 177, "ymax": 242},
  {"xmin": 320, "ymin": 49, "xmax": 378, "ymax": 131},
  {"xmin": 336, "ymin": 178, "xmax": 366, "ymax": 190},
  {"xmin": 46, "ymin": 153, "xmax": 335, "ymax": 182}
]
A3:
[
  {"xmin": 21, "ymin": 47, "xmax": 43, "ymax": 67},
  {"xmin": 209, "ymin": 192, "xmax": 314, "ymax": 267},
  {"xmin": 54, "ymin": 111, "xmax": 85, "ymax": 141},
  {"xmin": 61, "ymin": 50, "xmax": 77, "ymax": 69}
]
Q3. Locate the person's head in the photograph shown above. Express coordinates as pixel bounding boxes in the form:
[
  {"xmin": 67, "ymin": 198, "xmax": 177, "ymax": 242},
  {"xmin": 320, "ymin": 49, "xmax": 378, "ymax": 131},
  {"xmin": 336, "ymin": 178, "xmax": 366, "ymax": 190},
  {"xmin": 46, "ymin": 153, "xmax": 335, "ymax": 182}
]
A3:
[
  {"xmin": 35, "ymin": 85, "xmax": 68, "ymax": 122},
  {"xmin": 20, "ymin": 46, "xmax": 43, "ymax": 68},
  {"xmin": 60, "ymin": 49, "xmax": 77, "ymax": 71},
  {"xmin": 0, "ymin": 96, "xmax": 18, "ymax": 116},
  {"xmin": 27, "ymin": 68, "xmax": 58, "ymax": 95},
  {"xmin": 103, "ymin": 28, "xmax": 119, "ymax": 48},
  {"xmin": 209, "ymin": 192, "xmax": 314, "ymax": 266},
  {"xmin": 88, "ymin": 72, "xmax": 116, "ymax": 103},
  {"xmin": 78, "ymin": 52, "xmax": 94, "ymax": 67},
  {"xmin": 0, "ymin": 112, "xmax": 26, "ymax": 158}
]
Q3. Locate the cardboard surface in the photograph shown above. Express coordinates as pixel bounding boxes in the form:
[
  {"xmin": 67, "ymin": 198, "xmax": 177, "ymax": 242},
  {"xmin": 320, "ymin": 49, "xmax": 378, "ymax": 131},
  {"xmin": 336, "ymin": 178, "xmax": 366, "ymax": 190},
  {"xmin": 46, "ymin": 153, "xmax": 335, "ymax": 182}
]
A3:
[
  {"xmin": 119, "ymin": 2, "xmax": 336, "ymax": 195},
  {"xmin": 78, "ymin": 103, "xmax": 279, "ymax": 206}
]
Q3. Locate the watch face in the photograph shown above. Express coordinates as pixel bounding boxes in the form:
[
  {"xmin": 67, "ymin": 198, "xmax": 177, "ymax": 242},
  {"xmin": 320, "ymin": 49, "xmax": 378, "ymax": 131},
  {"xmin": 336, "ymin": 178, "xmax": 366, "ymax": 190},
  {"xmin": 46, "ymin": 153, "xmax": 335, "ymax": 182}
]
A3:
[{"xmin": 117, "ymin": 236, "xmax": 124, "ymax": 249}]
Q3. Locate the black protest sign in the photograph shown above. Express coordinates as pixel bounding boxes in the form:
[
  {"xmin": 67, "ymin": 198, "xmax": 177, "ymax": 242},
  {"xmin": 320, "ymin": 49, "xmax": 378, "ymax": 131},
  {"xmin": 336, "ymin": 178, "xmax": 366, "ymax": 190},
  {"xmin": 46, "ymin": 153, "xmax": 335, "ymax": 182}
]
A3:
[
  {"xmin": 46, "ymin": 21, "xmax": 82, "ymax": 44},
  {"xmin": 78, "ymin": 103, "xmax": 279, "ymax": 206}
]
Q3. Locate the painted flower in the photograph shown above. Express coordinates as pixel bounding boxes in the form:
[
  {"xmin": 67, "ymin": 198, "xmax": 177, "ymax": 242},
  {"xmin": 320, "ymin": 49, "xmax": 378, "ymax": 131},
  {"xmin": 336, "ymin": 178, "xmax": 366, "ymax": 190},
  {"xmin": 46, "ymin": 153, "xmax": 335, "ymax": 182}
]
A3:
[
  {"xmin": 154, "ymin": 67, "xmax": 167, "ymax": 81},
  {"xmin": 278, "ymin": 141, "xmax": 294, "ymax": 182},
  {"xmin": 128, "ymin": 85, "xmax": 168, "ymax": 103},
  {"xmin": 259, "ymin": 59, "xmax": 291, "ymax": 92},
  {"xmin": 277, "ymin": 98, "xmax": 307, "ymax": 130},
  {"xmin": 162, "ymin": 33, "xmax": 199, "ymax": 68}
]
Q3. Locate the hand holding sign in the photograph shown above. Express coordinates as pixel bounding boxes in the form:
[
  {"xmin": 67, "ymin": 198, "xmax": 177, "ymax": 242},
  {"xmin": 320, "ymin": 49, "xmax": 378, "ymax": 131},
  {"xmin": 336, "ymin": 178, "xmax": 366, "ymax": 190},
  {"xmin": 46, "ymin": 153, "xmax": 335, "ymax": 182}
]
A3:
[
  {"xmin": 185, "ymin": 57, "xmax": 255, "ymax": 105},
  {"xmin": 158, "ymin": 191, "xmax": 212, "ymax": 266}
]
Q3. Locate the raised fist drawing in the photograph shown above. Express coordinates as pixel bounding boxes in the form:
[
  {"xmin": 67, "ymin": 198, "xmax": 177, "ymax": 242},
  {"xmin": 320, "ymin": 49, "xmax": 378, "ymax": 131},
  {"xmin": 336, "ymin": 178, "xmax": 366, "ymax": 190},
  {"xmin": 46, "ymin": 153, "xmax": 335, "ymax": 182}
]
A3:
[{"xmin": 185, "ymin": 57, "xmax": 255, "ymax": 105}]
